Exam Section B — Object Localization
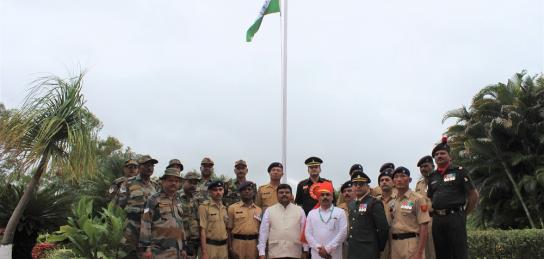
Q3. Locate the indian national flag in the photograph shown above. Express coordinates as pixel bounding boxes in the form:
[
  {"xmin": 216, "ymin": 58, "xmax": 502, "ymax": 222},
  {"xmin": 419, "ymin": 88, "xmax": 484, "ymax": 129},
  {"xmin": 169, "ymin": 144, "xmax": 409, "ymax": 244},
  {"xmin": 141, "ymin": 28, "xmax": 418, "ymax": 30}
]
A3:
[{"xmin": 246, "ymin": 0, "xmax": 280, "ymax": 42}]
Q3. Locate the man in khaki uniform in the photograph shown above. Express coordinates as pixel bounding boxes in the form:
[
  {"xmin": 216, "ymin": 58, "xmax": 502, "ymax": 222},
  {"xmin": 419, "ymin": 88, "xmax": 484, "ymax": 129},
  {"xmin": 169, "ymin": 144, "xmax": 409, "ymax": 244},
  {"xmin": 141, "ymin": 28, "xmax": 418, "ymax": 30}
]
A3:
[
  {"xmin": 416, "ymin": 155, "xmax": 436, "ymax": 259},
  {"xmin": 227, "ymin": 181, "xmax": 262, "ymax": 259},
  {"xmin": 107, "ymin": 159, "xmax": 139, "ymax": 202},
  {"xmin": 199, "ymin": 181, "xmax": 229, "ymax": 259},
  {"xmin": 375, "ymin": 168, "xmax": 396, "ymax": 259},
  {"xmin": 196, "ymin": 157, "xmax": 215, "ymax": 201},
  {"xmin": 390, "ymin": 166, "xmax": 430, "ymax": 259},
  {"xmin": 256, "ymin": 162, "xmax": 283, "ymax": 212},
  {"xmin": 179, "ymin": 171, "xmax": 202, "ymax": 258},
  {"xmin": 337, "ymin": 180, "xmax": 353, "ymax": 259}
]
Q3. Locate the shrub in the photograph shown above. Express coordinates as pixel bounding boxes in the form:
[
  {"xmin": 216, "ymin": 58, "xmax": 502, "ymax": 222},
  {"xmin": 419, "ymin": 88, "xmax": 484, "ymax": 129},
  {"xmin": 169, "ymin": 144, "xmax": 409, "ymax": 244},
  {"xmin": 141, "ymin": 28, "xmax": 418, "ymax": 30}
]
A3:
[{"xmin": 468, "ymin": 229, "xmax": 544, "ymax": 258}]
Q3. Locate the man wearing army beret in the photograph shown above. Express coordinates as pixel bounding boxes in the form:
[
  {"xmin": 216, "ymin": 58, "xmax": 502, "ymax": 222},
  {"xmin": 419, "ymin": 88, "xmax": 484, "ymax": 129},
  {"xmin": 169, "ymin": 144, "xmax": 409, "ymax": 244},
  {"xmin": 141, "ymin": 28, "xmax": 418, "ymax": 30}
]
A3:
[
  {"xmin": 389, "ymin": 166, "xmax": 430, "ymax": 259},
  {"xmin": 141, "ymin": 168, "xmax": 187, "ymax": 259},
  {"xmin": 199, "ymin": 181, "xmax": 229, "ymax": 259},
  {"xmin": 416, "ymin": 155, "xmax": 436, "ymax": 259},
  {"xmin": 347, "ymin": 169, "xmax": 388, "ymax": 259},
  {"xmin": 179, "ymin": 171, "xmax": 202, "ymax": 259},
  {"xmin": 427, "ymin": 137, "xmax": 479, "ymax": 259},
  {"xmin": 295, "ymin": 156, "xmax": 335, "ymax": 215},
  {"xmin": 375, "ymin": 167, "xmax": 396, "ymax": 259},
  {"xmin": 256, "ymin": 162, "xmax": 283, "ymax": 212}
]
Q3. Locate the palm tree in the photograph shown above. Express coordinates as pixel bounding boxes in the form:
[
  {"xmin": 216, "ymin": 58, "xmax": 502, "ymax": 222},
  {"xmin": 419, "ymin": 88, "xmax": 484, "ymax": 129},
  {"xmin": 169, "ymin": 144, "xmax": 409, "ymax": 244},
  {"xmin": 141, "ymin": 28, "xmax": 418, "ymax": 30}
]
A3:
[
  {"xmin": 0, "ymin": 73, "xmax": 99, "ymax": 255},
  {"xmin": 444, "ymin": 71, "xmax": 544, "ymax": 229}
]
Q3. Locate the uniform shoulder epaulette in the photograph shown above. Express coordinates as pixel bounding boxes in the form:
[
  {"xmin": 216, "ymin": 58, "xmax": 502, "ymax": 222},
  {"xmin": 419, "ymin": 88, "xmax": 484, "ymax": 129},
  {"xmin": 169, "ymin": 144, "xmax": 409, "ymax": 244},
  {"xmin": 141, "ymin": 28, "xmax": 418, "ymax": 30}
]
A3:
[
  {"xmin": 112, "ymin": 176, "xmax": 126, "ymax": 185},
  {"xmin": 126, "ymin": 175, "xmax": 138, "ymax": 183},
  {"xmin": 416, "ymin": 177, "xmax": 426, "ymax": 183},
  {"xmin": 259, "ymin": 184, "xmax": 270, "ymax": 189}
]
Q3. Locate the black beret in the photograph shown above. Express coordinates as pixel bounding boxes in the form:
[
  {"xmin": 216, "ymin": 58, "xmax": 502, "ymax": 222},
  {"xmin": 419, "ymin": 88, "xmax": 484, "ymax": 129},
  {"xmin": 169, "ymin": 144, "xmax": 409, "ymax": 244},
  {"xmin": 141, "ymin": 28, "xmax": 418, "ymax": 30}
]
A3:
[
  {"xmin": 305, "ymin": 156, "xmax": 323, "ymax": 166},
  {"xmin": 349, "ymin": 164, "xmax": 364, "ymax": 175},
  {"xmin": 432, "ymin": 136, "xmax": 450, "ymax": 156},
  {"xmin": 208, "ymin": 180, "xmax": 224, "ymax": 190},
  {"xmin": 378, "ymin": 170, "xmax": 393, "ymax": 182},
  {"xmin": 238, "ymin": 181, "xmax": 255, "ymax": 192},
  {"xmin": 351, "ymin": 170, "xmax": 371, "ymax": 184},
  {"xmin": 417, "ymin": 155, "xmax": 434, "ymax": 167},
  {"xmin": 392, "ymin": 166, "xmax": 410, "ymax": 178},
  {"xmin": 267, "ymin": 162, "xmax": 283, "ymax": 172},
  {"xmin": 379, "ymin": 162, "xmax": 395, "ymax": 173},
  {"xmin": 340, "ymin": 181, "xmax": 353, "ymax": 192}
]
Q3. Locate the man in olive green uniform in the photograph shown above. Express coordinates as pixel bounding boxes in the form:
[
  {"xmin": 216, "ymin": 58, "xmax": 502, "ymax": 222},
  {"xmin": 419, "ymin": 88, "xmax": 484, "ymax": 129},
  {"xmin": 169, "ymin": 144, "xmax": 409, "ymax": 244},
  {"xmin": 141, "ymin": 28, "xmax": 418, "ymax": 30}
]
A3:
[
  {"xmin": 179, "ymin": 171, "xmax": 202, "ymax": 258},
  {"xmin": 295, "ymin": 156, "xmax": 335, "ymax": 215},
  {"xmin": 223, "ymin": 160, "xmax": 256, "ymax": 207},
  {"xmin": 347, "ymin": 168, "xmax": 388, "ymax": 259},
  {"xmin": 107, "ymin": 159, "xmax": 139, "ymax": 202},
  {"xmin": 389, "ymin": 166, "xmax": 430, "ymax": 259},
  {"xmin": 141, "ymin": 168, "xmax": 187, "ymax": 259},
  {"xmin": 196, "ymin": 157, "xmax": 215, "ymax": 201},
  {"xmin": 416, "ymin": 155, "xmax": 436, "ymax": 259},
  {"xmin": 199, "ymin": 181, "xmax": 229, "ymax": 259},
  {"xmin": 116, "ymin": 155, "xmax": 161, "ymax": 258},
  {"xmin": 375, "ymin": 167, "xmax": 396, "ymax": 259},
  {"xmin": 167, "ymin": 159, "xmax": 184, "ymax": 171},
  {"xmin": 255, "ymin": 162, "xmax": 283, "ymax": 212},
  {"xmin": 227, "ymin": 181, "xmax": 262, "ymax": 259}
]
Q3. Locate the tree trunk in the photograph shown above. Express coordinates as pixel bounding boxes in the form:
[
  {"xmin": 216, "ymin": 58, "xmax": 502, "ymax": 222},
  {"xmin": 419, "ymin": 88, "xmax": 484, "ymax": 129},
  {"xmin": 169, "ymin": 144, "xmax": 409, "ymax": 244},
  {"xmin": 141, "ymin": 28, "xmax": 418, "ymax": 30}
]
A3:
[
  {"xmin": 0, "ymin": 156, "xmax": 48, "ymax": 245},
  {"xmin": 497, "ymin": 155, "xmax": 536, "ymax": 228}
]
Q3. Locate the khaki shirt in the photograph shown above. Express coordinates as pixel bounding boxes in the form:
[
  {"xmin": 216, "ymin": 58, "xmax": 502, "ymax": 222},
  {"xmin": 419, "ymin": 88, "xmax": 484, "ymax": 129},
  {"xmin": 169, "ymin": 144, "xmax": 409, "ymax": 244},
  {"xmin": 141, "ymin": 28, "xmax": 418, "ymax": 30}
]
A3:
[
  {"xmin": 199, "ymin": 200, "xmax": 228, "ymax": 241},
  {"xmin": 390, "ymin": 189, "xmax": 431, "ymax": 234},
  {"xmin": 376, "ymin": 193, "xmax": 396, "ymax": 224},
  {"xmin": 255, "ymin": 184, "xmax": 278, "ymax": 212},
  {"xmin": 227, "ymin": 201, "xmax": 262, "ymax": 235}
]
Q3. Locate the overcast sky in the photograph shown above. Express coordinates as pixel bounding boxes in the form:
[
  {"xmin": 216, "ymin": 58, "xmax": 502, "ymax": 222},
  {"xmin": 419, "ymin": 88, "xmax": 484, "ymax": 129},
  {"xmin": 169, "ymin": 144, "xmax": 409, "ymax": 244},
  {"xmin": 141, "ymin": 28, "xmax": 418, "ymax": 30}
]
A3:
[{"xmin": 1, "ymin": 0, "xmax": 543, "ymax": 189}]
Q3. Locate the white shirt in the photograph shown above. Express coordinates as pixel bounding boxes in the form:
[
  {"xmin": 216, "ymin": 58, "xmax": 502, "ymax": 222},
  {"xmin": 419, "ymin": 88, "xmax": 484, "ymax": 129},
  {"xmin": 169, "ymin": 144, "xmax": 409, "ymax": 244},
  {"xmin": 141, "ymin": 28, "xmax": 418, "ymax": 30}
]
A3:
[
  {"xmin": 257, "ymin": 203, "xmax": 309, "ymax": 256},
  {"xmin": 304, "ymin": 205, "xmax": 348, "ymax": 259}
]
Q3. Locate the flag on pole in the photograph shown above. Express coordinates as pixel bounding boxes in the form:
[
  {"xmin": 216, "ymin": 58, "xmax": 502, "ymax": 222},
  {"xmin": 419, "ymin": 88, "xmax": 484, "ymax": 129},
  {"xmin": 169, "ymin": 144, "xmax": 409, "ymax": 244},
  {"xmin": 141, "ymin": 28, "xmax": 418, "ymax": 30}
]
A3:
[{"xmin": 246, "ymin": 0, "xmax": 280, "ymax": 42}]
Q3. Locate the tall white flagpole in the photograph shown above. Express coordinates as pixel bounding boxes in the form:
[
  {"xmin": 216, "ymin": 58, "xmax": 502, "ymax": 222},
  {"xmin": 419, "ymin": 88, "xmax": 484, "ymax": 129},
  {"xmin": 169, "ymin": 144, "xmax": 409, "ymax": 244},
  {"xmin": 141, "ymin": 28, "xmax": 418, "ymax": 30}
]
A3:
[{"xmin": 280, "ymin": 0, "xmax": 288, "ymax": 184}]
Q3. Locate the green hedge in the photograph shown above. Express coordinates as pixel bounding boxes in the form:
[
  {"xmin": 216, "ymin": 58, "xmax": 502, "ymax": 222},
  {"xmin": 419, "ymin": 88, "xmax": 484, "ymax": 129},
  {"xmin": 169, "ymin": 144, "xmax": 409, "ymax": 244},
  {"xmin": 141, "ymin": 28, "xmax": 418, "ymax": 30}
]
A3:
[{"xmin": 468, "ymin": 229, "xmax": 544, "ymax": 258}]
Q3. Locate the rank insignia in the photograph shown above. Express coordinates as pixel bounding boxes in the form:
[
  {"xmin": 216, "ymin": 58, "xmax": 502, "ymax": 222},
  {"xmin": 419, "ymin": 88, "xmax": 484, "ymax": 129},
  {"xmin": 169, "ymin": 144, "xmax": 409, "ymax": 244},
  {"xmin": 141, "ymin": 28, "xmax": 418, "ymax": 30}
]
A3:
[
  {"xmin": 359, "ymin": 203, "xmax": 367, "ymax": 212},
  {"xmin": 421, "ymin": 204, "xmax": 428, "ymax": 212},
  {"xmin": 444, "ymin": 173, "xmax": 456, "ymax": 182}
]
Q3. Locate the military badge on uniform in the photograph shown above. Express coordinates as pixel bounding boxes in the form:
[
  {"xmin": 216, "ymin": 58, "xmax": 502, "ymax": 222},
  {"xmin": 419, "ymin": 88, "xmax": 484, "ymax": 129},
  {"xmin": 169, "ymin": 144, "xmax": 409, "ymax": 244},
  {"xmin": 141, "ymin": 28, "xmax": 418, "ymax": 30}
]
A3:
[
  {"xmin": 359, "ymin": 203, "xmax": 367, "ymax": 212},
  {"xmin": 120, "ymin": 185, "xmax": 127, "ymax": 193},
  {"xmin": 108, "ymin": 186, "xmax": 115, "ymax": 194},
  {"xmin": 401, "ymin": 201, "xmax": 414, "ymax": 210},
  {"xmin": 420, "ymin": 204, "xmax": 428, "ymax": 212},
  {"xmin": 444, "ymin": 173, "xmax": 456, "ymax": 182}
]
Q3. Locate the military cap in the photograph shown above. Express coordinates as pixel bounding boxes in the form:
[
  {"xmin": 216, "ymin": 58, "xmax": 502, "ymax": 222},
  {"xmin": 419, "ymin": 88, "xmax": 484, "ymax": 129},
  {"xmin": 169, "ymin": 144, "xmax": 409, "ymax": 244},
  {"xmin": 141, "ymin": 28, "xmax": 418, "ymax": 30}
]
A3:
[
  {"xmin": 378, "ymin": 170, "xmax": 393, "ymax": 182},
  {"xmin": 161, "ymin": 168, "xmax": 182, "ymax": 179},
  {"xmin": 137, "ymin": 155, "xmax": 158, "ymax": 164},
  {"xmin": 267, "ymin": 162, "xmax": 283, "ymax": 172},
  {"xmin": 124, "ymin": 159, "xmax": 138, "ymax": 167},
  {"xmin": 201, "ymin": 157, "xmax": 214, "ymax": 165},
  {"xmin": 349, "ymin": 164, "xmax": 364, "ymax": 175},
  {"xmin": 166, "ymin": 159, "xmax": 184, "ymax": 171},
  {"xmin": 305, "ymin": 156, "xmax": 323, "ymax": 166},
  {"xmin": 340, "ymin": 180, "xmax": 353, "ymax": 192},
  {"xmin": 351, "ymin": 170, "xmax": 371, "ymax": 183},
  {"xmin": 208, "ymin": 180, "xmax": 224, "ymax": 190},
  {"xmin": 183, "ymin": 171, "xmax": 201, "ymax": 180},
  {"xmin": 417, "ymin": 155, "xmax": 434, "ymax": 167},
  {"xmin": 235, "ymin": 160, "xmax": 247, "ymax": 166},
  {"xmin": 379, "ymin": 162, "xmax": 395, "ymax": 173},
  {"xmin": 392, "ymin": 166, "xmax": 410, "ymax": 178},
  {"xmin": 238, "ymin": 181, "xmax": 255, "ymax": 192},
  {"xmin": 432, "ymin": 136, "xmax": 451, "ymax": 156}
]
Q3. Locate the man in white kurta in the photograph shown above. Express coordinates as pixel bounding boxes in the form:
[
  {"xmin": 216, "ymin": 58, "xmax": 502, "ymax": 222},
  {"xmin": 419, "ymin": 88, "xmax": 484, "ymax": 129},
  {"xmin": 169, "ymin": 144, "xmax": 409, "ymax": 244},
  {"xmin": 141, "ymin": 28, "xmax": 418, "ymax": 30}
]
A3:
[{"xmin": 305, "ymin": 182, "xmax": 348, "ymax": 259}]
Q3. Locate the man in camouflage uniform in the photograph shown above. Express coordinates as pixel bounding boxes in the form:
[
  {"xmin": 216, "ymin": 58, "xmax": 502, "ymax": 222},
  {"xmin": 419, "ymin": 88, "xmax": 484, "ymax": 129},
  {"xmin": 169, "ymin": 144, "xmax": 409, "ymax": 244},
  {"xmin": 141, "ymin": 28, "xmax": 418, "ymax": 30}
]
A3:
[
  {"xmin": 223, "ymin": 160, "xmax": 256, "ymax": 207},
  {"xmin": 255, "ymin": 162, "xmax": 283, "ymax": 212},
  {"xmin": 167, "ymin": 159, "xmax": 184, "ymax": 171},
  {"xmin": 196, "ymin": 157, "xmax": 215, "ymax": 201},
  {"xmin": 107, "ymin": 159, "xmax": 139, "ymax": 202},
  {"xmin": 116, "ymin": 155, "xmax": 161, "ymax": 258},
  {"xmin": 179, "ymin": 171, "xmax": 202, "ymax": 258},
  {"xmin": 141, "ymin": 168, "xmax": 187, "ymax": 259}
]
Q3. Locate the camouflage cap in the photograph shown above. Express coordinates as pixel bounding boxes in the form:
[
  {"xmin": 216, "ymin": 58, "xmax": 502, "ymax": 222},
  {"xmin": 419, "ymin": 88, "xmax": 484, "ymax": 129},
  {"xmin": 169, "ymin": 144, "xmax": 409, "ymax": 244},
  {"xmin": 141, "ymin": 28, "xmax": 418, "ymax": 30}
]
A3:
[
  {"xmin": 124, "ymin": 159, "xmax": 138, "ymax": 167},
  {"xmin": 183, "ymin": 171, "xmax": 201, "ymax": 180},
  {"xmin": 161, "ymin": 168, "xmax": 182, "ymax": 179},
  {"xmin": 235, "ymin": 159, "xmax": 247, "ymax": 166},
  {"xmin": 201, "ymin": 157, "xmax": 214, "ymax": 165},
  {"xmin": 167, "ymin": 159, "xmax": 184, "ymax": 171},
  {"xmin": 138, "ymin": 155, "xmax": 158, "ymax": 164}
]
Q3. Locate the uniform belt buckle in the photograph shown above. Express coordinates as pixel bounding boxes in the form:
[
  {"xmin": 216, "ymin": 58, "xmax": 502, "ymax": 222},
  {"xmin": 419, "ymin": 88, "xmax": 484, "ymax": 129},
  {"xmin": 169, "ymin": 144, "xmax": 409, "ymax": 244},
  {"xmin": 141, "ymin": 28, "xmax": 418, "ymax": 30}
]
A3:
[{"xmin": 435, "ymin": 209, "xmax": 447, "ymax": 216}]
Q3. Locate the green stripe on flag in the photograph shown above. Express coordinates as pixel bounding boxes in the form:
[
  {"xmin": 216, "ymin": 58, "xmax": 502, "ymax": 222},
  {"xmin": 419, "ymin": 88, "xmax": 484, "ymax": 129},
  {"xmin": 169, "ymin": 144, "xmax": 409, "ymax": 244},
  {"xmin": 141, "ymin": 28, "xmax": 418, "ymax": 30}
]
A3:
[{"xmin": 246, "ymin": 0, "xmax": 280, "ymax": 42}]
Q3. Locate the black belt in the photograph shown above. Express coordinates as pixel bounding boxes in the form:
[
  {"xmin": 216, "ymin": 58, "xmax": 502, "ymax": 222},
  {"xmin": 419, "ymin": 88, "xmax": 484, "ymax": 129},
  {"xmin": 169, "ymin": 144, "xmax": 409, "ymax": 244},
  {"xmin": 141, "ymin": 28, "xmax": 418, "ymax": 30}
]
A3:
[
  {"xmin": 432, "ymin": 206, "xmax": 464, "ymax": 216},
  {"xmin": 391, "ymin": 232, "xmax": 418, "ymax": 240},
  {"xmin": 233, "ymin": 234, "xmax": 258, "ymax": 240},
  {"xmin": 206, "ymin": 238, "xmax": 227, "ymax": 246}
]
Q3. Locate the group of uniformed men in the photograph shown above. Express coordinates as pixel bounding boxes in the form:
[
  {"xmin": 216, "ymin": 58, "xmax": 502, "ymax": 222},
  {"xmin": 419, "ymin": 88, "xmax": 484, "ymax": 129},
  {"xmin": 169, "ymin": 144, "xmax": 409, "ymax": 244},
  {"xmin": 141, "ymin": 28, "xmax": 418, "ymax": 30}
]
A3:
[{"xmin": 107, "ymin": 136, "xmax": 479, "ymax": 259}]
